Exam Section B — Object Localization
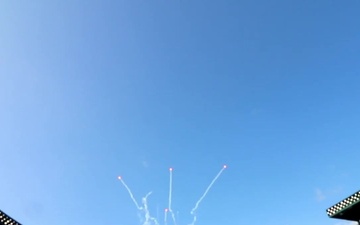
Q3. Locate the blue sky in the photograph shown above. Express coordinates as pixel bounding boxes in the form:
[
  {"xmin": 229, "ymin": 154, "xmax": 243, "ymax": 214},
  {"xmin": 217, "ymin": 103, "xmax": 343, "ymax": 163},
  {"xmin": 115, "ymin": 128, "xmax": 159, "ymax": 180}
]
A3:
[{"xmin": 1, "ymin": 1, "xmax": 360, "ymax": 225}]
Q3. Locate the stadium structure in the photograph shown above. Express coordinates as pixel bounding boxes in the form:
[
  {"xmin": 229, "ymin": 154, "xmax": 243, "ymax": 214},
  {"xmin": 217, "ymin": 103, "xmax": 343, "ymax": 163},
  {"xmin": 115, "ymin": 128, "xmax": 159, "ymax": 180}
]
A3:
[
  {"xmin": 0, "ymin": 210, "xmax": 21, "ymax": 225},
  {"xmin": 326, "ymin": 190, "xmax": 360, "ymax": 224}
]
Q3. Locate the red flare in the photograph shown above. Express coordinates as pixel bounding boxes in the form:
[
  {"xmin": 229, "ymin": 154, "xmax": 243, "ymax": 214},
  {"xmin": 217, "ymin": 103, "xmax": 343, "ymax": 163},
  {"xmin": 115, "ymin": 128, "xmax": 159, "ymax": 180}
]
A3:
[
  {"xmin": 165, "ymin": 208, "xmax": 169, "ymax": 212},
  {"xmin": 117, "ymin": 176, "xmax": 122, "ymax": 180},
  {"xmin": 223, "ymin": 165, "xmax": 227, "ymax": 169},
  {"xmin": 169, "ymin": 167, "xmax": 173, "ymax": 171}
]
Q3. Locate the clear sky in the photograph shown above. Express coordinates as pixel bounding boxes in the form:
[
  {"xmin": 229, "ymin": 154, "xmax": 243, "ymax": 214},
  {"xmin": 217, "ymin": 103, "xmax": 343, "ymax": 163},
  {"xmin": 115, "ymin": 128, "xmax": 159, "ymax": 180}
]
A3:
[{"xmin": 1, "ymin": 1, "xmax": 360, "ymax": 225}]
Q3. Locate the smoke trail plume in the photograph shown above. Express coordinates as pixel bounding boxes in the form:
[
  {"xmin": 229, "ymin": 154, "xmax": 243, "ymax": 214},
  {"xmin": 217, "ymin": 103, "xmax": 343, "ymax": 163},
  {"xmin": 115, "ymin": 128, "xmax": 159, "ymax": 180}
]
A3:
[
  {"xmin": 118, "ymin": 176, "xmax": 142, "ymax": 210},
  {"xmin": 189, "ymin": 165, "xmax": 227, "ymax": 225}
]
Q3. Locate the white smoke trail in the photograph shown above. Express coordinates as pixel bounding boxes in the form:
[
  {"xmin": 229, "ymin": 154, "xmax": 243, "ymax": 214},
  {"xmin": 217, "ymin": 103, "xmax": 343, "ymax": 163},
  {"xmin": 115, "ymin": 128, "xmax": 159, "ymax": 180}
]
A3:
[
  {"xmin": 118, "ymin": 176, "xmax": 142, "ymax": 210},
  {"xmin": 188, "ymin": 215, "xmax": 197, "ymax": 225},
  {"xmin": 142, "ymin": 192, "xmax": 159, "ymax": 225},
  {"xmin": 118, "ymin": 165, "xmax": 227, "ymax": 225},
  {"xmin": 189, "ymin": 165, "xmax": 227, "ymax": 225},
  {"xmin": 168, "ymin": 168, "xmax": 177, "ymax": 225},
  {"xmin": 164, "ymin": 208, "xmax": 168, "ymax": 225}
]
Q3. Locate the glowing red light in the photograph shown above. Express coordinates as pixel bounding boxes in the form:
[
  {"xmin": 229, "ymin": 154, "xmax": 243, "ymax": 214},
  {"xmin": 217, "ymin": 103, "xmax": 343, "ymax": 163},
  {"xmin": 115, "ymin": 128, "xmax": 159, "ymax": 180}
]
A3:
[
  {"xmin": 169, "ymin": 167, "xmax": 173, "ymax": 171},
  {"xmin": 118, "ymin": 176, "xmax": 122, "ymax": 180},
  {"xmin": 223, "ymin": 165, "xmax": 227, "ymax": 169},
  {"xmin": 165, "ymin": 208, "xmax": 169, "ymax": 212}
]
